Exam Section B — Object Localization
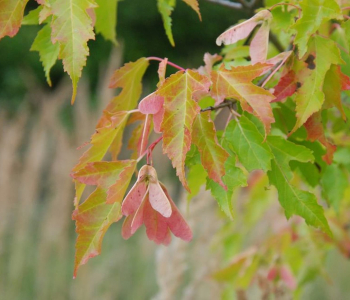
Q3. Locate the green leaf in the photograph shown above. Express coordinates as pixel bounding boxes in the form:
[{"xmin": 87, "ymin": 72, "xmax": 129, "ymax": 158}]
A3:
[
  {"xmin": 73, "ymin": 188, "xmax": 122, "ymax": 278},
  {"xmin": 0, "ymin": 0, "xmax": 29, "ymax": 39},
  {"xmin": 192, "ymin": 111, "xmax": 229, "ymax": 188},
  {"xmin": 95, "ymin": 0, "xmax": 118, "ymax": 45},
  {"xmin": 30, "ymin": 24, "xmax": 60, "ymax": 86},
  {"xmin": 187, "ymin": 163, "xmax": 207, "ymax": 200},
  {"xmin": 158, "ymin": 70, "xmax": 210, "ymax": 191},
  {"xmin": 50, "ymin": 0, "xmax": 97, "ymax": 103},
  {"xmin": 157, "ymin": 0, "xmax": 176, "ymax": 47},
  {"xmin": 22, "ymin": 6, "xmax": 42, "ymax": 25},
  {"xmin": 292, "ymin": 0, "xmax": 343, "ymax": 58},
  {"xmin": 207, "ymin": 155, "xmax": 247, "ymax": 220},
  {"xmin": 292, "ymin": 36, "xmax": 344, "ymax": 132},
  {"xmin": 321, "ymin": 164, "xmax": 348, "ymax": 212},
  {"xmin": 267, "ymin": 136, "xmax": 331, "ymax": 235},
  {"xmin": 225, "ymin": 116, "xmax": 273, "ymax": 172}
]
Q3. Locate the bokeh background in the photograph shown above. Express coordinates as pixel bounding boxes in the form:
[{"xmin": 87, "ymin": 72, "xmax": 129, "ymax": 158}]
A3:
[{"xmin": 1, "ymin": 1, "xmax": 350, "ymax": 299}]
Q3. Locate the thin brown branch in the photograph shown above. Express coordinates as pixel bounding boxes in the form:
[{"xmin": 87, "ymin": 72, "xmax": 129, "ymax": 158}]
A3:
[{"xmin": 200, "ymin": 101, "xmax": 232, "ymax": 112}]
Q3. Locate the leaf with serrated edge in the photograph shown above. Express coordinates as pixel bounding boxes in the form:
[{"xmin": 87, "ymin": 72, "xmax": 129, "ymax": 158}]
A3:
[
  {"xmin": 207, "ymin": 155, "xmax": 247, "ymax": 220},
  {"xmin": 50, "ymin": 0, "xmax": 97, "ymax": 103},
  {"xmin": 211, "ymin": 63, "xmax": 274, "ymax": 135},
  {"xmin": 30, "ymin": 24, "xmax": 59, "ymax": 86},
  {"xmin": 216, "ymin": 10, "xmax": 272, "ymax": 46},
  {"xmin": 192, "ymin": 111, "xmax": 229, "ymax": 188},
  {"xmin": 182, "ymin": 0, "xmax": 201, "ymax": 20},
  {"xmin": 158, "ymin": 70, "xmax": 211, "ymax": 191},
  {"xmin": 323, "ymin": 65, "xmax": 349, "ymax": 120},
  {"xmin": 73, "ymin": 111, "xmax": 129, "ymax": 173},
  {"xmin": 267, "ymin": 136, "xmax": 331, "ymax": 235},
  {"xmin": 304, "ymin": 112, "xmax": 336, "ymax": 164},
  {"xmin": 0, "ymin": 0, "xmax": 29, "ymax": 39},
  {"xmin": 73, "ymin": 188, "xmax": 122, "ymax": 278},
  {"xmin": 292, "ymin": 0, "xmax": 343, "ymax": 58},
  {"xmin": 272, "ymin": 71, "xmax": 297, "ymax": 103},
  {"xmin": 225, "ymin": 116, "xmax": 273, "ymax": 172},
  {"xmin": 157, "ymin": 0, "xmax": 176, "ymax": 46},
  {"xmin": 95, "ymin": 0, "xmax": 118, "ymax": 45},
  {"xmin": 107, "ymin": 57, "xmax": 149, "ymax": 112},
  {"xmin": 292, "ymin": 36, "xmax": 344, "ymax": 133}
]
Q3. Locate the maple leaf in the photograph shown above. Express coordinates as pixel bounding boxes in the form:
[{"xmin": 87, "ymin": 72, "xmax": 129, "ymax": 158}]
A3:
[
  {"xmin": 0, "ymin": 0, "xmax": 29, "ymax": 39},
  {"xmin": 292, "ymin": 36, "xmax": 344, "ymax": 133},
  {"xmin": 304, "ymin": 112, "xmax": 336, "ymax": 165},
  {"xmin": 157, "ymin": 70, "xmax": 211, "ymax": 191},
  {"xmin": 321, "ymin": 163, "xmax": 348, "ymax": 212},
  {"xmin": 292, "ymin": 0, "xmax": 343, "ymax": 58},
  {"xmin": 207, "ymin": 154, "xmax": 247, "ymax": 220},
  {"xmin": 73, "ymin": 111, "xmax": 129, "ymax": 172},
  {"xmin": 272, "ymin": 71, "xmax": 297, "ymax": 103},
  {"xmin": 30, "ymin": 24, "xmax": 59, "ymax": 86},
  {"xmin": 211, "ymin": 63, "xmax": 275, "ymax": 135},
  {"xmin": 267, "ymin": 136, "xmax": 331, "ymax": 235},
  {"xmin": 72, "ymin": 188, "xmax": 122, "ymax": 278},
  {"xmin": 95, "ymin": 0, "xmax": 118, "ymax": 45},
  {"xmin": 182, "ymin": 0, "xmax": 201, "ymax": 21},
  {"xmin": 198, "ymin": 53, "xmax": 222, "ymax": 76},
  {"xmin": 157, "ymin": 57, "xmax": 168, "ymax": 86},
  {"xmin": 323, "ymin": 65, "xmax": 350, "ymax": 120},
  {"xmin": 225, "ymin": 116, "xmax": 273, "ymax": 172},
  {"xmin": 192, "ymin": 111, "xmax": 229, "ymax": 188},
  {"xmin": 157, "ymin": 0, "xmax": 176, "ymax": 46},
  {"xmin": 50, "ymin": 0, "xmax": 97, "ymax": 103},
  {"xmin": 107, "ymin": 57, "xmax": 149, "ymax": 112},
  {"xmin": 72, "ymin": 160, "xmax": 136, "ymax": 204}
]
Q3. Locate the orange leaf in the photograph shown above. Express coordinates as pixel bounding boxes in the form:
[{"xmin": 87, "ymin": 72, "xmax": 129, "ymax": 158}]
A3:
[{"xmin": 211, "ymin": 63, "xmax": 275, "ymax": 135}]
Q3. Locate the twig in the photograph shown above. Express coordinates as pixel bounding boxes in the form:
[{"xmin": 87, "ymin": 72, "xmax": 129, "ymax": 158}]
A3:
[
  {"xmin": 203, "ymin": 0, "xmax": 243, "ymax": 10},
  {"xmin": 147, "ymin": 57, "xmax": 185, "ymax": 71},
  {"xmin": 200, "ymin": 101, "xmax": 232, "ymax": 112}
]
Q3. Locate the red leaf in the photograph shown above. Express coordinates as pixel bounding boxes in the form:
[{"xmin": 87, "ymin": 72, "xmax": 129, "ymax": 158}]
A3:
[
  {"xmin": 138, "ymin": 92, "xmax": 164, "ymax": 114},
  {"xmin": 304, "ymin": 112, "xmax": 336, "ymax": 164},
  {"xmin": 272, "ymin": 71, "xmax": 297, "ymax": 103}
]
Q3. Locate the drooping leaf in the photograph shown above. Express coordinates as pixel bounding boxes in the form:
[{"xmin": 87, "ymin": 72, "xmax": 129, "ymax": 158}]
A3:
[
  {"xmin": 304, "ymin": 112, "xmax": 336, "ymax": 164},
  {"xmin": 267, "ymin": 136, "xmax": 331, "ymax": 235},
  {"xmin": 30, "ymin": 24, "xmax": 59, "ymax": 86},
  {"xmin": 321, "ymin": 163, "xmax": 348, "ymax": 212},
  {"xmin": 182, "ymin": 0, "xmax": 201, "ymax": 21},
  {"xmin": 95, "ymin": 0, "xmax": 118, "ymax": 45},
  {"xmin": 22, "ymin": 6, "xmax": 41, "ymax": 25},
  {"xmin": 73, "ymin": 188, "xmax": 122, "ymax": 278},
  {"xmin": 216, "ymin": 10, "xmax": 272, "ymax": 47},
  {"xmin": 157, "ymin": 0, "xmax": 176, "ymax": 46},
  {"xmin": 292, "ymin": 36, "xmax": 344, "ymax": 133},
  {"xmin": 158, "ymin": 70, "xmax": 211, "ymax": 191},
  {"xmin": 211, "ymin": 63, "xmax": 275, "ymax": 135},
  {"xmin": 107, "ymin": 57, "xmax": 149, "ymax": 112},
  {"xmin": 192, "ymin": 111, "xmax": 229, "ymax": 188},
  {"xmin": 187, "ymin": 163, "xmax": 207, "ymax": 199},
  {"xmin": 272, "ymin": 71, "xmax": 297, "ymax": 103},
  {"xmin": 225, "ymin": 116, "xmax": 273, "ymax": 172},
  {"xmin": 73, "ymin": 111, "xmax": 129, "ymax": 173},
  {"xmin": 323, "ymin": 64, "xmax": 350, "ymax": 120},
  {"xmin": 292, "ymin": 0, "xmax": 343, "ymax": 58},
  {"xmin": 207, "ymin": 154, "xmax": 247, "ymax": 220},
  {"xmin": 0, "ymin": 0, "xmax": 29, "ymax": 39},
  {"xmin": 50, "ymin": 0, "xmax": 97, "ymax": 103}
]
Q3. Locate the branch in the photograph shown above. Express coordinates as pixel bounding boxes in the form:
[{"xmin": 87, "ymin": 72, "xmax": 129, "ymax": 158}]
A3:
[
  {"xmin": 203, "ymin": 0, "xmax": 243, "ymax": 10},
  {"xmin": 200, "ymin": 101, "xmax": 232, "ymax": 112}
]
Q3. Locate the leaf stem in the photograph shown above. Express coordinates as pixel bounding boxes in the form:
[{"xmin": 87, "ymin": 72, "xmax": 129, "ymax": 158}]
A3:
[
  {"xmin": 269, "ymin": 2, "xmax": 301, "ymax": 18},
  {"xmin": 137, "ymin": 135, "xmax": 163, "ymax": 164},
  {"xmin": 147, "ymin": 57, "xmax": 185, "ymax": 71}
]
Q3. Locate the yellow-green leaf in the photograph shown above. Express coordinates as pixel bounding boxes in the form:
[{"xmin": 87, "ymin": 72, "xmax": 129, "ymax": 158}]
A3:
[
  {"xmin": 157, "ymin": 0, "xmax": 176, "ymax": 47},
  {"xmin": 95, "ymin": 0, "xmax": 118, "ymax": 45}
]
